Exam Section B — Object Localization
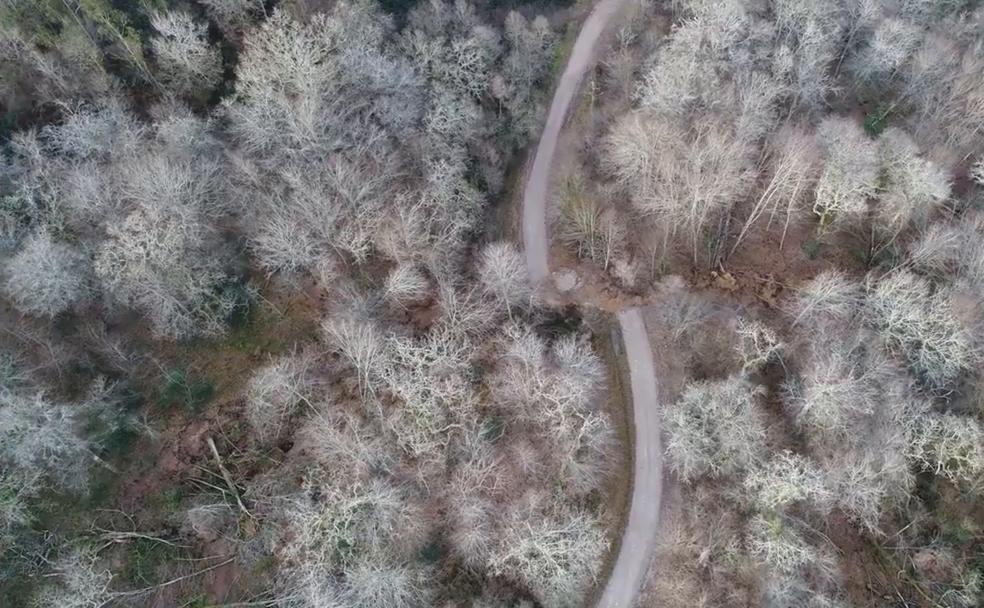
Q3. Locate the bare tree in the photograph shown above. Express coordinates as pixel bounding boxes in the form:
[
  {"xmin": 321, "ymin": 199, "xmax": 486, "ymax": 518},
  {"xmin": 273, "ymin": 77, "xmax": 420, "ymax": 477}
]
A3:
[
  {"xmin": 150, "ymin": 11, "xmax": 223, "ymax": 98},
  {"xmin": 495, "ymin": 11, "xmax": 556, "ymax": 140},
  {"xmin": 322, "ymin": 316, "xmax": 388, "ymax": 397},
  {"xmin": 487, "ymin": 496, "xmax": 608, "ymax": 608},
  {"xmin": 874, "ymin": 127, "xmax": 950, "ymax": 238},
  {"xmin": 786, "ymin": 270, "xmax": 863, "ymax": 329},
  {"xmin": 341, "ymin": 554, "xmax": 434, "ymax": 608},
  {"xmin": 4, "ymin": 231, "xmax": 91, "ymax": 317},
  {"xmin": 813, "ymin": 117, "xmax": 879, "ymax": 233},
  {"xmin": 847, "ymin": 17, "xmax": 922, "ymax": 86},
  {"xmin": 94, "ymin": 206, "xmax": 235, "ymax": 340},
  {"xmin": 604, "ymin": 114, "xmax": 756, "ymax": 260},
  {"xmin": 477, "ymin": 242, "xmax": 530, "ymax": 315},
  {"xmin": 735, "ymin": 318, "xmax": 783, "ymax": 374},
  {"xmin": 0, "ymin": 388, "xmax": 103, "ymax": 494},
  {"xmin": 744, "ymin": 451, "xmax": 832, "ymax": 512},
  {"xmin": 557, "ymin": 178, "xmax": 624, "ymax": 269},
  {"xmin": 278, "ymin": 473, "xmax": 428, "ymax": 607},
  {"xmin": 663, "ymin": 375, "xmax": 768, "ymax": 481},
  {"xmin": 199, "ymin": 0, "xmax": 266, "ymax": 37},
  {"xmin": 383, "ymin": 264, "xmax": 432, "ymax": 308},
  {"xmin": 783, "ymin": 336, "xmax": 894, "ymax": 439},
  {"xmin": 971, "ymin": 158, "xmax": 984, "ymax": 186},
  {"xmin": 912, "ymin": 413, "xmax": 984, "ymax": 489},
  {"xmin": 731, "ymin": 124, "xmax": 821, "ymax": 253},
  {"xmin": 865, "ymin": 270, "xmax": 975, "ymax": 390}
]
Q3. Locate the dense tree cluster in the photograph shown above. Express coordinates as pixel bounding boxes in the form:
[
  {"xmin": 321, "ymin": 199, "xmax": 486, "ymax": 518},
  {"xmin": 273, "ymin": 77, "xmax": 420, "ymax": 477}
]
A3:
[{"xmin": 589, "ymin": 0, "xmax": 982, "ymax": 270}]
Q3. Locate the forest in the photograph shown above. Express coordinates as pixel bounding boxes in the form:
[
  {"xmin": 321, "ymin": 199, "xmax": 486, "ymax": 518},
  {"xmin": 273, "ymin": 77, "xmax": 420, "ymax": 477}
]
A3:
[
  {"xmin": 550, "ymin": 0, "xmax": 984, "ymax": 606},
  {"xmin": 3, "ymin": 0, "xmax": 984, "ymax": 607},
  {"xmin": 0, "ymin": 0, "xmax": 619, "ymax": 606}
]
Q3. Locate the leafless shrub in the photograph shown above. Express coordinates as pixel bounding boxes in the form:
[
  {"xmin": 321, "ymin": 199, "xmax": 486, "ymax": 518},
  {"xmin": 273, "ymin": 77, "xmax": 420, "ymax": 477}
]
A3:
[
  {"xmin": 246, "ymin": 355, "xmax": 314, "ymax": 443},
  {"xmin": 32, "ymin": 546, "xmax": 113, "ymax": 608}
]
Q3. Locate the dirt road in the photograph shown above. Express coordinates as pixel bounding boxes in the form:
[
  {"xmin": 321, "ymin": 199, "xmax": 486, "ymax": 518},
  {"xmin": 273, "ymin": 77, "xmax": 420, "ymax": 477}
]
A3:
[
  {"xmin": 518, "ymin": 1, "xmax": 664, "ymax": 606},
  {"xmin": 522, "ymin": 0, "xmax": 627, "ymax": 284}
]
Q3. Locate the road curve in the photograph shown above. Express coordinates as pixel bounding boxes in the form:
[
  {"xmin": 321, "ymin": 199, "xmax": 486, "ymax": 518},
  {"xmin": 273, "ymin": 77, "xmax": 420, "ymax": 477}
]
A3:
[
  {"xmin": 597, "ymin": 309, "xmax": 662, "ymax": 608},
  {"xmin": 522, "ymin": 0, "xmax": 627, "ymax": 284},
  {"xmin": 517, "ymin": 2, "xmax": 664, "ymax": 606}
]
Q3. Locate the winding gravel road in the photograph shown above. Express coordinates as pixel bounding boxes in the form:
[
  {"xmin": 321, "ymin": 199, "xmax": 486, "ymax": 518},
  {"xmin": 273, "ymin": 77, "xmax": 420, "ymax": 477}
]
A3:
[
  {"xmin": 597, "ymin": 309, "xmax": 662, "ymax": 608},
  {"xmin": 521, "ymin": 0, "xmax": 626, "ymax": 286},
  {"xmin": 519, "ymin": 1, "xmax": 664, "ymax": 606}
]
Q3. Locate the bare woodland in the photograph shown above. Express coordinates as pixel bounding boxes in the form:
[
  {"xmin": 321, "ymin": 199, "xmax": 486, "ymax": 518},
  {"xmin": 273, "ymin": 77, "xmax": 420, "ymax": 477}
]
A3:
[
  {"xmin": 4, "ymin": 0, "xmax": 984, "ymax": 606},
  {"xmin": 0, "ymin": 0, "xmax": 616, "ymax": 606},
  {"xmin": 548, "ymin": 0, "xmax": 984, "ymax": 606}
]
